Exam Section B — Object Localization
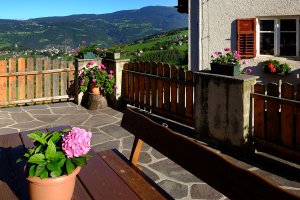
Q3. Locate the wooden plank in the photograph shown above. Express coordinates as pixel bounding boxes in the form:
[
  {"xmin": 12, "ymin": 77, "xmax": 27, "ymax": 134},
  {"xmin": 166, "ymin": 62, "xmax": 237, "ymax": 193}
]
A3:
[
  {"xmin": 139, "ymin": 62, "xmax": 145, "ymax": 109},
  {"xmin": 73, "ymin": 178, "xmax": 93, "ymax": 200},
  {"xmin": 0, "ymin": 68, "xmax": 74, "ymax": 77},
  {"xmin": 178, "ymin": 68, "xmax": 185, "ymax": 115},
  {"xmin": 68, "ymin": 61, "xmax": 75, "ymax": 83},
  {"xmin": 129, "ymin": 137, "xmax": 143, "ymax": 166},
  {"xmin": 163, "ymin": 64, "xmax": 170, "ymax": 111},
  {"xmin": 157, "ymin": 63, "xmax": 163, "ymax": 109},
  {"xmin": 253, "ymin": 83, "xmax": 266, "ymax": 139},
  {"xmin": 296, "ymin": 84, "xmax": 300, "ymax": 150},
  {"xmin": 61, "ymin": 60, "xmax": 68, "ymax": 96},
  {"xmin": 78, "ymin": 151, "xmax": 140, "ymax": 200},
  {"xmin": 185, "ymin": 71, "xmax": 193, "ymax": 120},
  {"xmin": 170, "ymin": 66, "xmax": 178, "ymax": 113},
  {"xmin": 0, "ymin": 95, "xmax": 70, "ymax": 106},
  {"xmin": 68, "ymin": 61, "xmax": 75, "ymax": 98},
  {"xmin": 17, "ymin": 58, "xmax": 26, "ymax": 100},
  {"xmin": 128, "ymin": 63, "xmax": 134, "ymax": 105},
  {"xmin": 35, "ymin": 58, "xmax": 43, "ymax": 98},
  {"xmin": 9, "ymin": 58, "xmax": 17, "ymax": 101},
  {"xmin": 27, "ymin": 58, "xmax": 35, "ymax": 99},
  {"xmin": 123, "ymin": 63, "xmax": 129, "ymax": 100},
  {"xmin": 151, "ymin": 62, "xmax": 157, "ymax": 109},
  {"xmin": 44, "ymin": 58, "xmax": 52, "ymax": 97},
  {"xmin": 266, "ymin": 83, "xmax": 280, "ymax": 143},
  {"xmin": 52, "ymin": 59, "xmax": 60, "ymax": 97},
  {"xmin": 121, "ymin": 108, "xmax": 300, "ymax": 200},
  {"xmin": 99, "ymin": 150, "xmax": 170, "ymax": 200},
  {"xmin": 253, "ymin": 137, "xmax": 300, "ymax": 166},
  {"xmin": 0, "ymin": 134, "xmax": 29, "ymax": 200},
  {"xmin": 280, "ymin": 83, "xmax": 294, "ymax": 147},
  {"xmin": 0, "ymin": 60, "xmax": 7, "ymax": 102},
  {"xmin": 134, "ymin": 63, "xmax": 140, "ymax": 107},
  {"xmin": 145, "ymin": 62, "xmax": 151, "ymax": 111}
]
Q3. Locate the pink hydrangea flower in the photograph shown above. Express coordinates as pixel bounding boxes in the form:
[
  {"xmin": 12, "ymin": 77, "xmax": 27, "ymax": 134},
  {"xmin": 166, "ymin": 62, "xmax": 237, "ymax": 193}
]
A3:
[
  {"xmin": 246, "ymin": 69, "xmax": 252, "ymax": 74},
  {"xmin": 224, "ymin": 47, "xmax": 231, "ymax": 51},
  {"xmin": 62, "ymin": 127, "xmax": 92, "ymax": 158},
  {"xmin": 92, "ymin": 78, "xmax": 97, "ymax": 83}
]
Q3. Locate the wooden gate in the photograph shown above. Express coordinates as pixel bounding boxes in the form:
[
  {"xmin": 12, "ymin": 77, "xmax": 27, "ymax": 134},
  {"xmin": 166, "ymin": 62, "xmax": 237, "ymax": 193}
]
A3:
[
  {"xmin": 122, "ymin": 61, "xmax": 194, "ymax": 126},
  {"xmin": 0, "ymin": 58, "xmax": 75, "ymax": 106},
  {"xmin": 251, "ymin": 82, "xmax": 300, "ymax": 164}
]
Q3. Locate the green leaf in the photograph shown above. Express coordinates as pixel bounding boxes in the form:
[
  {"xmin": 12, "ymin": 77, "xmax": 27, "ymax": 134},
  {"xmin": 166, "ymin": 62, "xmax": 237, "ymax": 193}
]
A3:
[
  {"xmin": 66, "ymin": 159, "xmax": 75, "ymax": 175},
  {"xmin": 40, "ymin": 169, "xmax": 49, "ymax": 179},
  {"xmin": 50, "ymin": 133, "xmax": 61, "ymax": 143},
  {"xmin": 52, "ymin": 151, "xmax": 65, "ymax": 162},
  {"xmin": 34, "ymin": 145, "xmax": 42, "ymax": 154},
  {"xmin": 83, "ymin": 154, "xmax": 93, "ymax": 158},
  {"xmin": 29, "ymin": 149, "xmax": 35, "ymax": 155},
  {"xmin": 28, "ymin": 153, "xmax": 46, "ymax": 164},
  {"xmin": 47, "ymin": 162, "xmax": 59, "ymax": 171},
  {"xmin": 71, "ymin": 157, "xmax": 86, "ymax": 166},
  {"xmin": 33, "ymin": 131, "xmax": 44, "ymax": 137},
  {"xmin": 27, "ymin": 133, "xmax": 46, "ymax": 145},
  {"xmin": 58, "ymin": 158, "xmax": 66, "ymax": 167},
  {"xmin": 16, "ymin": 157, "xmax": 24, "ymax": 163},
  {"xmin": 35, "ymin": 164, "xmax": 46, "ymax": 176},
  {"xmin": 63, "ymin": 128, "xmax": 71, "ymax": 133},
  {"xmin": 50, "ymin": 168, "xmax": 62, "ymax": 178},
  {"xmin": 45, "ymin": 140, "xmax": 56, "ymax": 159},
  {"xmin": 29, "ymin": 165, "xmax": 36, "ymax": 177}
]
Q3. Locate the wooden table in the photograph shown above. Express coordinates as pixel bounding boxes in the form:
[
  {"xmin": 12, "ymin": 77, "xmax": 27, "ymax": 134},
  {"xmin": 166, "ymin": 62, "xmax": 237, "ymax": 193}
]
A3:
[{"xmin": 0, "ymin": 126, "xmax": 171, "ymax": 200}]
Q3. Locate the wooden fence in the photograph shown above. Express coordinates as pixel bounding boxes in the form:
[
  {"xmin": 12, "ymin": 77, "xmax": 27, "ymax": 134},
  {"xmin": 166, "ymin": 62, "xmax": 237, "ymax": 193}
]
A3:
[
  {"xmin": 122, "ymin": 61, "xmax": 194, "ymax": 126},
  {"xmin": 251, "ymin": 82, "xmax": 300, "ymax": 164},
  {"xmin": 0, "ymin": 58, "xmax": 75, "ymax": 106}
]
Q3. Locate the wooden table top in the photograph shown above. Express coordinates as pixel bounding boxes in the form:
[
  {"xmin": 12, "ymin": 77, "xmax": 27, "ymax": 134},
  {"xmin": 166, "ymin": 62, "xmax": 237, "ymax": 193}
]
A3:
[{"xmin": 0, "ymin": 126, "xmax": 171, "ymax": 200}]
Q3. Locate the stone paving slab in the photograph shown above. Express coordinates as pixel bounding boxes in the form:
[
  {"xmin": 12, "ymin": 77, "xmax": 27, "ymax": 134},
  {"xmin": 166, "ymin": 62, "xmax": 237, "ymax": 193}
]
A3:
[{"xmin": 0, "ymin": 102, "xmax": 300, "ymax": 199}]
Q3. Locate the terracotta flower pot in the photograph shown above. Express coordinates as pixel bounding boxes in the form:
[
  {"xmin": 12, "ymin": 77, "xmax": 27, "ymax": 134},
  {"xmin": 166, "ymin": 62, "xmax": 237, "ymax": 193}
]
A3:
[
  {"xmin": 26, "ymin": 167, "xmax": 81, "ymax": 200},
  {"xmin": 89, "ymin": 82, "xmax": 100, "ymax": 95}
]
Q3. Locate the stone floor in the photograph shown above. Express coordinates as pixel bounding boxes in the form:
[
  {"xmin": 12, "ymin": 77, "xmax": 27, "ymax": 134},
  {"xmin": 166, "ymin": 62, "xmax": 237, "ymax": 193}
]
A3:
[{"xmin": 1, "ymin": 102, "xmax": 300, "ymax": 199}]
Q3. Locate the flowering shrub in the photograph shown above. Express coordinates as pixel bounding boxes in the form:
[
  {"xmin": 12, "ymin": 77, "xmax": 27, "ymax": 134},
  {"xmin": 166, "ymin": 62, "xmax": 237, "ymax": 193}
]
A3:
[
  {"xmin": 79, "ymin": 61, "xmax": 116, "ymax": 95},
  {"xmin": 264, "ymin": 59, "xmax": 291, "ymax": 74},
  {"xmin": 211, "ymin": 48, "xmax": 245, "ymax": 65},
  {"xmin": 17, "ymin": 127, "xmax": 92, "ymax": 179},
  {"xmin": 72, "ymin": 42, "xmax": 105, "ymax": 58}
]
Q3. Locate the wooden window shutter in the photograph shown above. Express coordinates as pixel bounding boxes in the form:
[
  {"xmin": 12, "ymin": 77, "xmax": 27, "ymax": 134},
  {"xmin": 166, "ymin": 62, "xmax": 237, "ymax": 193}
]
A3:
[{"xmin": 237, "ymin": 18, "xmax": 256, "ymax": 58}]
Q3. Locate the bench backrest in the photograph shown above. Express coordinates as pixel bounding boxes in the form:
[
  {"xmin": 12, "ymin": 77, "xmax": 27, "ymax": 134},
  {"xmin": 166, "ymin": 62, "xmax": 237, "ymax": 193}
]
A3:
[{"xmin": 121, "ymin": 108, "xmax": 300, "ymax": 200}]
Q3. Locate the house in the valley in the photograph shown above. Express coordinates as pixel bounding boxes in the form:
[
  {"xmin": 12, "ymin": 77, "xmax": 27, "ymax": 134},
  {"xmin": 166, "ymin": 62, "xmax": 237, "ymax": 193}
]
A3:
[{"xmin": 180, "ymin": 0, "xmax": 300, "ymax": 84}]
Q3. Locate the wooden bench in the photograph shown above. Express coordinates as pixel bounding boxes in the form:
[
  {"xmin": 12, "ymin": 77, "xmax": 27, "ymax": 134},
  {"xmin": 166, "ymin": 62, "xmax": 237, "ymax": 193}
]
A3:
[
  {"xmin": 118, "ymin": 108, "xmax": 300, "ymax": 200},
  {"xmin": 0, "ymin": 108, "xmax": 299, "ymax": 199}
]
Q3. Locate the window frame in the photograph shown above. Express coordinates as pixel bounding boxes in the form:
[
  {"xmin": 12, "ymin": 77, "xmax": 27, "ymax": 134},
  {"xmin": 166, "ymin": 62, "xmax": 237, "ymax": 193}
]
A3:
[{"xmin": 257, "ymin": 16, "xmax": 300, "ymax": 57}]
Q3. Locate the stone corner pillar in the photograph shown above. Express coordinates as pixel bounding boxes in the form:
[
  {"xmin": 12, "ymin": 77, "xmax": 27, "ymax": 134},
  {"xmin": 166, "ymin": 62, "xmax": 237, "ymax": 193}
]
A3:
[{"xmin": 194, "ymin": 72, "xmax": 258, "ymax": 150}]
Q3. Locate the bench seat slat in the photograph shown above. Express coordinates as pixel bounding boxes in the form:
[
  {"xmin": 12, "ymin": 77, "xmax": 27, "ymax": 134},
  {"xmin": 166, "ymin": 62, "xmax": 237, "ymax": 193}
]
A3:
[
  {"xmin": 99, "ymin": 149, "xmax": 172, "ymax": 200},
  {"xmin": 121, "ymin": 108, "xmax": 300, "ymax": 200},
  {"xmin": 78, "ymin": 151, "xmax": 141, "ymax": 200}
]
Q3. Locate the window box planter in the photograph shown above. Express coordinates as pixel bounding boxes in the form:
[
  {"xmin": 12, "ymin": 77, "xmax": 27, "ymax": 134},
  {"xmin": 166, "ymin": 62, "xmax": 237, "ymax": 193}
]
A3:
[
  {"xmin": 210, "ymin": 63, "xmax": 241, "ymax": 76},
  {"xmin": 78, "ymin": 52, "xmax": 96, "ymax": 59},
  {"xmin": 106, "ymin": 52, "xmax": 120, "ymax": 60}
]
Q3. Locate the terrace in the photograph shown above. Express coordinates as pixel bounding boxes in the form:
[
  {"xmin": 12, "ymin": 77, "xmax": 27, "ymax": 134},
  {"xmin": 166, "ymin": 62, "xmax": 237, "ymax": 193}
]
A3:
[{"xmin": 1, "ymin": 102, "xmax": 300, "ymax": 199}]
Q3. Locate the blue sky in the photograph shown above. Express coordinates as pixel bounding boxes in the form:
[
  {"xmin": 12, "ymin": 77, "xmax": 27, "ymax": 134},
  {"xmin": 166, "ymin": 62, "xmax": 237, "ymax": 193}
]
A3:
[{"xmin": 0, "ymin": 0, "xmax": 177, "ymax": 20}]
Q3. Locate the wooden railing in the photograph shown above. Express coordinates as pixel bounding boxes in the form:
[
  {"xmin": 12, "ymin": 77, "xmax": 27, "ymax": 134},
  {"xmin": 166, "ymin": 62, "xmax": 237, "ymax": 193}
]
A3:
[
  {"xmin": 251, "ymin": 82, "xmax": 300, "ymax": 164},
  {"xmin": 0, "ymin": 58, "xmax": 75, "ymax": 106},
  {"xmin": 122, "ymin": 61, "xmax": 194, "ymax": 126}
]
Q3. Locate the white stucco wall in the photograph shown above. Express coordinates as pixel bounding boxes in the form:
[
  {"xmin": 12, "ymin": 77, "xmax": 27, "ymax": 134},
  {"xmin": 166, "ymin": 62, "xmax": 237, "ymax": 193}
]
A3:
[{"xmin": 200, "ymin": 0, "xmax": 300, "ymax": 70}]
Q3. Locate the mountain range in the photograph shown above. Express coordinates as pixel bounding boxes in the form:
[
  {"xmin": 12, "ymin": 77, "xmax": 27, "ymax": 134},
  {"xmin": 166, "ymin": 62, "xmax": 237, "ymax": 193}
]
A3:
[{"xmin": 0, "ymin": 6, "xmax": 188, "ymax": 49}]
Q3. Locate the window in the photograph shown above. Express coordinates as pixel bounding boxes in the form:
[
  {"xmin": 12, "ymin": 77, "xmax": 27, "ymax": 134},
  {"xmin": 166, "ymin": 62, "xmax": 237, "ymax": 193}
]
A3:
[{"xmin": 258, "ymin": 17, "xmax": 299, "ymax": 57}]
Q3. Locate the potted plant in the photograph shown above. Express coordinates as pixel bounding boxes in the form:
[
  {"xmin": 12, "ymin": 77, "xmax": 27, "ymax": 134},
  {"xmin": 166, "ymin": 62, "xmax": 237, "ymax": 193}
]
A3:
[
  {"xmin": 210, "ymin": 48, "xmax": 246, "ymax": 76},
  {"xmin": 79, "ymin": 61, "xmax": 116, "ymax": 96},
  {"xmin": 17, "ymin": 127, "xmax": 92, "ymax": 200},
  {"xmin": 263, "ymin": 59, "xmax": 291, "ymax": 75},
  {"xmin": 74, "ymin": 42, "xmax": 105, "ymax": 59}
]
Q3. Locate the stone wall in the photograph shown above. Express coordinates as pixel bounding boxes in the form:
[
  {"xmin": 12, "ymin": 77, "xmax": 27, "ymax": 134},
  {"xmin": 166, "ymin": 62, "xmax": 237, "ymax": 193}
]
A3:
[{"xmin": 194, "ymin": 72, "xmax": 257, "ymax": 150}]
